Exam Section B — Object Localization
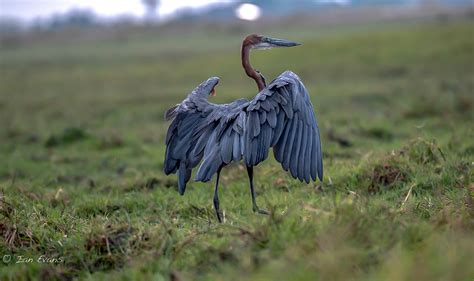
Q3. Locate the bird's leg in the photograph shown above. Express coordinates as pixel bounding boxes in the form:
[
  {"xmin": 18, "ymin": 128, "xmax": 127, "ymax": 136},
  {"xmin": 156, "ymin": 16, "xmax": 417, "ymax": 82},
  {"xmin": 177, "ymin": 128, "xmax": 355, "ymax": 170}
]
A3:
[
  {"xmin": 246, "ymin": 166, "xmax": 269, "ymax": 215},
  {"xmin": 213, "ymin": 166, "xmax": 223, "ymax": 223}
]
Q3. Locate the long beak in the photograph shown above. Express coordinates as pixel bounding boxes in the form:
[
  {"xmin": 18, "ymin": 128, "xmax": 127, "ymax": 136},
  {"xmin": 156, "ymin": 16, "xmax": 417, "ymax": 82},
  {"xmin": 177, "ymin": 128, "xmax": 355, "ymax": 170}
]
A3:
[{"xmin": 263, "ymin": 36, "xmax": 301, "ymax": 48}]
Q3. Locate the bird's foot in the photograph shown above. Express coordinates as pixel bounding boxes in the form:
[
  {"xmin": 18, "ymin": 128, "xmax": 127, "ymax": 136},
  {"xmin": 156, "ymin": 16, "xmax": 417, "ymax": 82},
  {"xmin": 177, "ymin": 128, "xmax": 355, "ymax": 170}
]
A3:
[
  {"xmin": 253, "ymin": 207, "xmax": 270, "ymax": 215},
  {"xmin": 215, "ymin": 211, "xmax": 223, "ymax": 223}
]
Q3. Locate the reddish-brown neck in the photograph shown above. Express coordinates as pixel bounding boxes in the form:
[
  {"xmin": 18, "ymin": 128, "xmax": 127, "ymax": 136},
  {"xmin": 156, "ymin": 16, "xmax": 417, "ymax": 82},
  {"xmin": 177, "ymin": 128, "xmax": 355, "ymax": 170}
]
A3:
[{"xmin": 241, "ymin": 41, "xmax": 265, "ymax": 92}]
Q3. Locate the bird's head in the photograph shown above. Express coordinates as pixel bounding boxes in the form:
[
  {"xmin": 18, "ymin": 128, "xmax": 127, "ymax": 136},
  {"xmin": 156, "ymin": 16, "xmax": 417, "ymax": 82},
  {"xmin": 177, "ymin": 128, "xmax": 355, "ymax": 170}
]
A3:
[
  {"xmin": 193, "ymin": 76, "xmax": 219, "ymax": 97},
  {"xmin": 243, "ymin": 34, "xmax": 301, "ymax": 50}
]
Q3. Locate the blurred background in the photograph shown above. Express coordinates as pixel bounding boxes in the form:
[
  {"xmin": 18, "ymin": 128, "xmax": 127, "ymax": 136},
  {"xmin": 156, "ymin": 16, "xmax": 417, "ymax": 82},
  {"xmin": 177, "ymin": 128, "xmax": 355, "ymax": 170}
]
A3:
[
  {"xmin": 1, "ymin": 0, "xmax": 473, "ymax": 27},
  {"xmin": 1, "ymin": 0, "xmax": 472, "ymax": 158},
  {"xmin": 1, "ymin": 0, "xmax": 472, "ymax": 135},
  {"xmin": 0, "ymin": 1, "xmax": 473, "ymax": 280}
]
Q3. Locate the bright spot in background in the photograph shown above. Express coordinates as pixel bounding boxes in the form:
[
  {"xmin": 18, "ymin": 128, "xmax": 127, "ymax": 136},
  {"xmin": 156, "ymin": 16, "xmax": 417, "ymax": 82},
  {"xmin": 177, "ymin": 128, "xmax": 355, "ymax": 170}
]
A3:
[{"xmin": 235, "ymin": 3, "xmax": 261, "ymax": 21}]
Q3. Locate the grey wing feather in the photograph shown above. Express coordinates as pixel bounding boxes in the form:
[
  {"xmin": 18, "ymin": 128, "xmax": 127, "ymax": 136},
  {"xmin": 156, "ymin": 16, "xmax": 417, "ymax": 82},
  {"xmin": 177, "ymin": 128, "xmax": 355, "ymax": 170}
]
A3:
[
  {"xmin": 164, "ymin": 71, "xmax": 322, "ymax": 196},
  {"xmin": 164, "ymin": 85, "xmax": 248, "ymax": 193},
  {"xmin": 244, "ymin": 71, "xmax": 323, "ymax": 182},
  {"xmin": 194, "ymin": 101, "xmax": 248, "ymax": 182}
]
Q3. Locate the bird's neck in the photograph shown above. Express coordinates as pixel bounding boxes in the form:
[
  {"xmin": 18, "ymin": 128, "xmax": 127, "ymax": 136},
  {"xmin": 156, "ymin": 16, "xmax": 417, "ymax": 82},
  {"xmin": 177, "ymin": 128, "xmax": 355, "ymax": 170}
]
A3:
[{"xmin": 241, "ymin": 44, "xmax": 265, "ymax": 92}]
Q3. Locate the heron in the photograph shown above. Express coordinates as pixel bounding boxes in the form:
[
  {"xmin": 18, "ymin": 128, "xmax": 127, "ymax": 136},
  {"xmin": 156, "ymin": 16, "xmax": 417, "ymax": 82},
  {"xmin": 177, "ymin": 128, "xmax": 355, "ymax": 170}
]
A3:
[{"xmin": 164, "ymin": 34, "xmax": 323, "ymax": 222}]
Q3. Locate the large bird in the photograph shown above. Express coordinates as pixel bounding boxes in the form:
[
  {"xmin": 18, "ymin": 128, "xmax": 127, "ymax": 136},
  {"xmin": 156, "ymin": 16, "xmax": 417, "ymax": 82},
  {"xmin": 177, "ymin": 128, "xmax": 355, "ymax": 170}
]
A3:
[{"xmin": 164, "ymin": 34, "xmax": 323, "ymax": 222}]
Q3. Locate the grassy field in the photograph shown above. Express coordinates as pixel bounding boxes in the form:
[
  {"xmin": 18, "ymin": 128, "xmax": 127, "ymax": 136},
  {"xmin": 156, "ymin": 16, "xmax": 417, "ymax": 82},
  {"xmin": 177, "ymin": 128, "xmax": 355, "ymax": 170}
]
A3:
[{"xmin": 0, "ymin": 15, "xmax": 473, "ymax": 281}]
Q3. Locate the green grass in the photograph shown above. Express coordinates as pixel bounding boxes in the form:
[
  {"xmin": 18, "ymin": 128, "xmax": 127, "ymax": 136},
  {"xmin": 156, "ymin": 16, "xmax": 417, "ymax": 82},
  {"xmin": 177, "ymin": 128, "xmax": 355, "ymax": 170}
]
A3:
[{"xmin": 0, "ymin": 16, "xmax": 473, "ymax": 281}]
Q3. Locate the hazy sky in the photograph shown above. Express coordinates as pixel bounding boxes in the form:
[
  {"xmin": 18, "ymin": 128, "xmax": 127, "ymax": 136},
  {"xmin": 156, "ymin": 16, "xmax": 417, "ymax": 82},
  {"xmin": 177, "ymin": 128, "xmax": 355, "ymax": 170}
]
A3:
[{"xmin": 0, "ymin": 0, "xmax": 233, "ymax": 20}]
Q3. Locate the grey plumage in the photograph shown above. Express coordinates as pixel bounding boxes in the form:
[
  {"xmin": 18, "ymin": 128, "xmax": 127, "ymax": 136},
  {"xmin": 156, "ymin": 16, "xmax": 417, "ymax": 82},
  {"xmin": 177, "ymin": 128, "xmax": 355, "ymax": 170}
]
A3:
[{"xmin": 164, "ymin": 71, "xmax": 323, "ymax": 194}]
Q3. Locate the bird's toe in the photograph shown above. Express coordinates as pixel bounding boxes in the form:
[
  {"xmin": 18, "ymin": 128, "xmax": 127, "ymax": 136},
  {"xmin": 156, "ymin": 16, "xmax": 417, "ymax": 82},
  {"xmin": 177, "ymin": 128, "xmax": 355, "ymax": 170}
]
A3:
[{"xmin": 253, "ymin": 207, "xmax": 270, "ymax": 215}]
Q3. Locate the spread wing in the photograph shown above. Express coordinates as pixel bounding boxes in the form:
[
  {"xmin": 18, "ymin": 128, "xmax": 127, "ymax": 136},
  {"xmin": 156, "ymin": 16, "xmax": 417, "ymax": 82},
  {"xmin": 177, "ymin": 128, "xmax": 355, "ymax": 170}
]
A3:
[
  {"xmin": 164, "ymin": 71, "xmax": 323, "ymax": 195},
  {"xmin": 244, "ymin": 71, "xmax": 323, "ymax": 183},
  {"xmin": 164, "ymin": 86, "xmax": 248, "ymax": 195}
]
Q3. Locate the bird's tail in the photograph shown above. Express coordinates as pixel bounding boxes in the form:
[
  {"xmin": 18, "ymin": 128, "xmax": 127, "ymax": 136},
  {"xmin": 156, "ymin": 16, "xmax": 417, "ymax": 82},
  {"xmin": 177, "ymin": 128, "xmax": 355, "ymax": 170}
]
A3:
[{"xmin": 164, "ymin": 104, "xmax": 179, "ymax": 121}]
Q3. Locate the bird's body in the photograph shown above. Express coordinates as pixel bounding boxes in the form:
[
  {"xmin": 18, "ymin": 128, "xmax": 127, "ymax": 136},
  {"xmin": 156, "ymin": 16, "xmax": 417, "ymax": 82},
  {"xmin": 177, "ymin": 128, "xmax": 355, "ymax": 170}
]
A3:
[{"xmin": 164, "ymin": 35, "xmax": 323, "ymax": 222}]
